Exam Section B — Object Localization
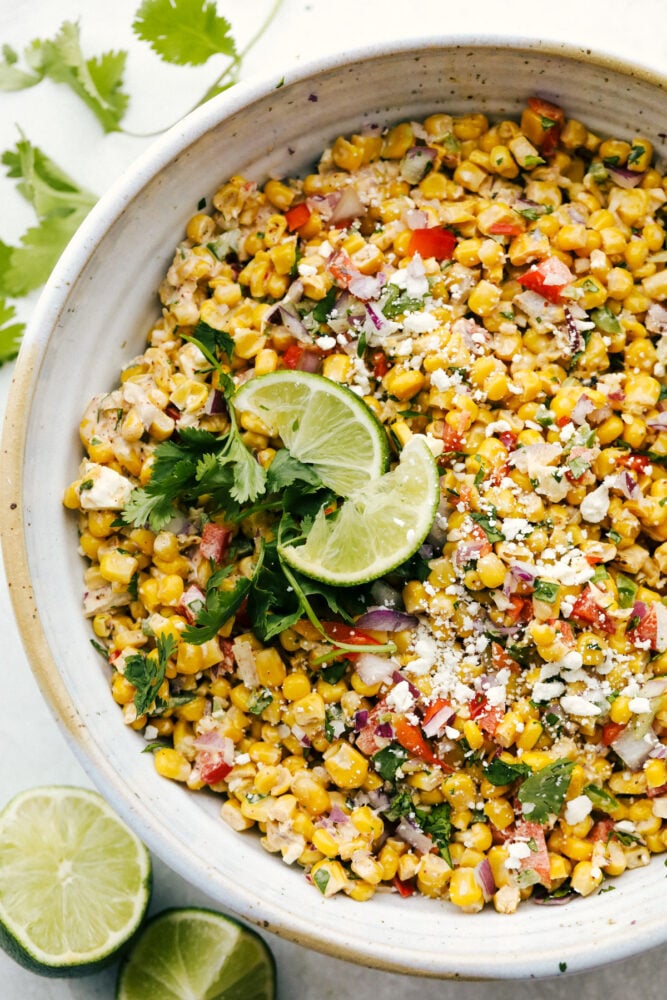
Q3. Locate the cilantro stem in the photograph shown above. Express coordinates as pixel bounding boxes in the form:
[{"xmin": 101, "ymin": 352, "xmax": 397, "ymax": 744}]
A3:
[
  {"xmin": 280, "ymin": 559, "xmax": 397, "ymax": 660},
  {"xmin": 128, "ymin": 0, "xmax": 286, "ymax": 137}
]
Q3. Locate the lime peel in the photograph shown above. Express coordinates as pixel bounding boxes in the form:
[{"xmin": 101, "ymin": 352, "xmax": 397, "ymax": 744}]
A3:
[
  {"xmin": 0, "ymin": 786, "xmax": 151, "ymax": 977},
  {"xmin": 279, "ymin": 435, "xmax": 440, "ymax": 586},
  {"xmin": 116, "ymin": 907, "xmax": 276, "ymax": 1000}
]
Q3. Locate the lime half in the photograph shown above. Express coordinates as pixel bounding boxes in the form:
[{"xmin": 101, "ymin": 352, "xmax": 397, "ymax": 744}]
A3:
[
  {"xmin": 116, "ymin": 908, "xmax": 276, "ymax": 1000},
  {"xmin": 0, "ymin": 786, "xmax": 151, "ymax": 976},
  {"xmin": 279, "ymin": 435, "xmax": 440, "ymax": 586},
  {"xmin": 233, "ymin": 371, "xmax": 389, "ymax": 496}
]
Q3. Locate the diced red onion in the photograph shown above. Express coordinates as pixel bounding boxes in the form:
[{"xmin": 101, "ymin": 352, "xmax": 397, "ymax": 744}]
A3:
[
  {"xmin": 264, "ymin": 302, "xmax": 309, "ymax": 341},
  {"xmin": 392, "ymin": 671, "xmax": 420, "ymax": 699},
  {"xmin": 406, "ymin": 208, "xmax": 429, "ymax": 230},
  {"xmin": 294, "ymin": 348, "xmax": 322, "ymax": 373},
  {"xmin": 564, "ymin": 307, "xmax": 584, "ymax": 356},
  {"xmin": 611, "ymin": 726, "xmax": 655, "ymax": 771},
  {"xmin": 532, "ymin": 890, "xmax": 576, "ymax": 906},
  {"xmin": 350, "ymin": 272, "xmax": 385, "ymax": 301},
  {"xmin": 291, "ymin": 724, "xmax": 311, "ymax": 747},
  {"xmin": 179, "ymin": 583, "xmax": 206, "ymax": 624},
  {"xmin": 422, "ymin": 703, "xmax": 456, "ymax": 739},
  {"xmin": 396, "ymin": 817, "xmax": 433, "ymax": 855},
  {"xmin": 367, "ymin": 788, "xmax": 391, "ymax": 811},
  {"xmin": 641, "ymin": 678, "xmax": 667, "ymax": 699},
  {"xmin": 326, "ymin": 290, "xmax": 367, "ymax": 334},
  {"xmin": 473, "ymin": 858, "xmax": 496, "ymax": 902},
  {"xmin": 355, "ymin": 653, "xmax": 396, "ymax": 687},
  {"xmin": 329, "ymin": 186, "xmax": 365, "ymax": 225},
  {"xmin": 365, "ymin": 302, "xmax": 391, "ymax": 333},
  {"xmin": 649, "ymin": 744, "xmax": 667, "ymax": 760},
  {"xmin": 329, "ymin": 804, "xmax": 349, "ymax": 824},
  {"xmin": 609, "ymin": 471, "xmax": 641, "ymax": 500},
  {"xmin": 400, "ymin": 146, "xmax": 437, "ymax": 185},
  {"xmin": 608, "ymin": 388, "xmax": 625, "ymax": 402},
  {"xmin": 192, "ymin": 732, "xmax": 234, "ymax": 763},
  {"xmin": 455, "ymin": 539, "xmax": 488, "ymax": 565},
  {"xmin": 632, "ymin": 600, "xmax": 649, "ymax": 621},
  {"xmin": 356, "ymin": 608, "xmax": 419, "ymax": 632},
  {"xmin": 645, "ymin": 302, "xmax": 667, "ymax": 335},
  {"xmin": 511, "ymin": 562, "xmax": 536, "ymax": 583},
  {"xmin": 588, "ymin": 405, "xmax": 613, "ymax": 426},
  {"xmin": 647, "ymin": 412, "xmax": 667, "ymax": 430},
  {"xmin": 204, "ymin": 388, "xmax": 226, "ymax": 415},
  {"xmin": 607, "ymin": 165, "xmax": 645, "ymax": 189},
  {"xmin": 354, "ymin": 709, "xmax": 369, "ymax": 732},
  {"xmin": 375, "ymin": 722, "xmax": 394, "ymax": 739},
  {"xmin": 571, "ymin": 393, "xmax": 594, "ymax": 425}
]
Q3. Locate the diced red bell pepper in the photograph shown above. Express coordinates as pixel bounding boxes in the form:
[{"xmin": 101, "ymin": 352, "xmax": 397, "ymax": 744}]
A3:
[
  {"xmin": 407, "ymin": 227, "xmax": 457, "ymax": 261},
  {"xmin": 372, "ymin": 350, "xmax": 389, "ymax": 378},
  {"xmin": 393, "ymin": 875, "xmax": 416, "ymax": 897},
  {"xmin": 441, "ymin": 425, "xmax": 464, "ymax": 453},
  {"xmin": 488, "ymin": 220, "xmax": 524, "ymax": 236},
  {"xmin": 517, "ymin": 256, "xmax": 574, "ymax": 303},
  {"xmin": 469, "ymin": 693, "xmax": 488, "ymax": 720},
  {"xmin": 527, "ymin": 96, "xmax": 565, "ymax": 155},
  {"xmin": 200, "ymin": 522, "xmax": 233, "ymax": 563},
  {"xmin": 492, "ymin": 641, "xmax": 521, "ymax": 675},
  {"xmin": 498, "ymin": 430, "xmax": 518, "ymax": 450},
  {"xmin": 355, "ymin": 700, "xmax": 389, "ymax": 756},
  {"xmin": 282, "ymin": 344, "xmax": 305, "ymax": 369},
  {"xmin": 421, "ymin": 698, "xmax": 453, "ymax": 733},
  {"xmin": 547, "ymin": 619, "xmax": 575, "ymax": 648},
  {"xmin": 601, "ymin": 721, "xmax": 626, "ymax": 746},
  {"xmin": 619, "ymin": 453, "xmax": 652, "ymax": 474},
  {"xmin": 326, "ymin": 249, "xmax": 356, "ymax": 288},
  {"xmin": 394, "ymin": 717, "xmax": 455, "ymax": 771},
  {"xmin": 647, "ymin": 781, "xmax": 667, "ymax": 799},
  {"xmin": 469, "ymin": 691, "xmax": 502, "ymax": 736},
  {"xmin": 284, "ymin": 201, "xmax": 311, "ymax": 231},
  {"xmin": 321, "ymin": 622, "xmax": 380, "ymax": 646},
  {"xmin": 513, "ymin": 820, "xmax": 552, "ymax": 888},
  {"xmin": 198, "ymin": 750, "xmax": 232, "ymax": 785},
  {"xmin": 570, "ymin": 587, "xmax": 617, "ymax": 635},
  {"xmin": 627, "ymin": 604, "xmax": 660, "ymax": 651},
  {"xmin": 506, "ymin": 596, "xmax": 533, "ymax": 624}
]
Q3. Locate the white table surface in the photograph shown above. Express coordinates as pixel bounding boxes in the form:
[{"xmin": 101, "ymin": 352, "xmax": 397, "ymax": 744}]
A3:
[{"xmin": 1, "ymin": 1, "xmax": 666, "ymax": 996}]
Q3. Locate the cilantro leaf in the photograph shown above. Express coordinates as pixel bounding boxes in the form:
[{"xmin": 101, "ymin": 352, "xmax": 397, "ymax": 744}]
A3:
[
  {"xmin": 133, "ymin": 0, "xmax": 237, "ymax": 66},
  {"xmin": 29, "ymin": 22, "xmax": 129, "ymax": 133},
  {"xmin": 192, "ymin": 319, "xmax": 235, "ymax": 363},
  {"xmin": 590, "ymin": 304, "xmax": 622, "ymax": 336},
  {"xmin": 0, "ymin": 44, "xmax": 43, "ymax": 90},
  {"xmin": 313, "ymin": 867, "xmax": 330, "ymax": 894},
  {"xmin": 517, "ymin": 759, "xmax": 575, "ymax": 823},
  {"xmin": 124, "ymin": 633, "xmax": 177, "ymax": 716},
  {"xmin": 533, "ymin": 579, "xmax": 560, "ymax": 604},
  {"xmin": 484, "ymin": 758, "xmax": 532, "ymax": 786},
  {"xmin": 181, "ymin": 555, "xmax": 258, "ymax": 645},
  {"xmin": 470, "ymin": 510, "xmax": 504, "ymax": 544},
  {"xmin": 0, "ymin": 135, "xmax": 97, "ymax": 298},
  {"xmin": 384, "ymin": 788, "xmax": 416, "ymax": 822},
  {"xmin": 196, "ymin": 428, "xmax": 267, "ymax": 505},
  {"xmin": 0, "ymin": 297, "xmax": 24, "ymax": 365},
  {"xmin": 372, "ymin": 745, "xmax": 408, "ymax": 780},
  {"xmin": 421, "ymin": 803, "xmax": 453, "ymax": 866},
  {"xmin": 265, "ymin": 450, "xmax": 324, "ymax": 492}
]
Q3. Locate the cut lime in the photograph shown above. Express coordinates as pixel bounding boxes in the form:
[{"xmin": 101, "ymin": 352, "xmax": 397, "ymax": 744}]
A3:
[
  {"xmin": 279, "ymin": 434, "xmax": 440, "ymax": 586},
  {"xmin": 0, "ymin": 786, "xmax": 151, "ymax": 977},
  {"xmin": 233, "ymin": 370, "xmax": 389, "ymax": 496},
  {"xmin": 116, "ymin": 907, "xmax": 276, "ymax": 1000}
]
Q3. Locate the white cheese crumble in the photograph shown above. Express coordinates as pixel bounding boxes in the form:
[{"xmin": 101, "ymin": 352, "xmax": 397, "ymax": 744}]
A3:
[
  {"xmin": 564, "ymin": 795, "xmax": 593, "ymax": 826},
  {"xmin": 77, "ymin": 462, "xmax": 134, "ymax": 510}
]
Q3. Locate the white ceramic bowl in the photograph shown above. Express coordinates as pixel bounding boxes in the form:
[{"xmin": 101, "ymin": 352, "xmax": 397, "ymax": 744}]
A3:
[{"xmin": 3, "ymin": 38, "xmax": 667, "ymax": 980}]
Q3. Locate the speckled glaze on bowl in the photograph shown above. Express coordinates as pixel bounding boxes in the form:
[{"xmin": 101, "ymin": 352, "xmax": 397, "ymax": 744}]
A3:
[{"xmin": 3, "ymin": 38, "xmax": 667, "ymax": 981}]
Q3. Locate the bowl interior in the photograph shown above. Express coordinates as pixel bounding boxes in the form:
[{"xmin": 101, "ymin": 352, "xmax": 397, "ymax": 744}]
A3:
[{"xmin": 6, "ymin": 40, "xmax": 667, "ymax": 979}]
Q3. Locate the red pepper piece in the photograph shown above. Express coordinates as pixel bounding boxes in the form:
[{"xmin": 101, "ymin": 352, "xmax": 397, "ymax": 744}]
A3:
[
  {"xmin": 517, "ymin": 256, "xmax": 573, "ymax": 303},
  {"xmin": 284, "ymin": 201, "xmax": 311, "ymax": 231},
  {"xmin": 407, "ymin": 227, "xmax": 457, "ymax": 261}
]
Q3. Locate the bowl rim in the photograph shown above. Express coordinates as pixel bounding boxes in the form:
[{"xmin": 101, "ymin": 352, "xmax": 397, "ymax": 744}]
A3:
[{"xmin": 3, "ymin": 34, "xmax": 667, "ymax": 980}]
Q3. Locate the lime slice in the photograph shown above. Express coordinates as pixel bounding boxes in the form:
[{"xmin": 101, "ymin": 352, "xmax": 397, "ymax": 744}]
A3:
[
  {"xmin": 116, "ymin": 908, "xmax": 276, "ymax": 1000},
  {"xmin": 279, "ymin": 434, "xmax": 440, "ymax": 586},
  {"xmin": 233, "ymin": 371, "xmax": 389, "ymax": 496},
  {"xmin": 0, "ymin": 786, "xmax": 151, "ymax": 976}
]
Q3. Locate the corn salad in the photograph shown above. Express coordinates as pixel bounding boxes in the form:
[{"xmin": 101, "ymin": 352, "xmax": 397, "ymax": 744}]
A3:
[{"xmin": 65, "ymin": 97, "xmax": 667, "ymax": 913}]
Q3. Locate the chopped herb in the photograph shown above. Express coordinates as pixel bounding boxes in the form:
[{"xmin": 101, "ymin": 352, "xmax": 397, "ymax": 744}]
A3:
[
  {"xmin": 523, "ymin": 155, "xmax": 545, "ymax": 168},
  {"xmin": 420, "ymin": 802, "xmax": 453, "ymax": 867},
  {"xmin": 312, "ymin": 286, "xmax": 336, "ymax": 323},
  {"xmin": 559, "ymin": 961, "xmax": 567, "ymax": 974},
  {"xmin": 627, "ymin": 144, "xmax": 645, "ymax": 166},
  {"xmin": 533, "ymin": 578, "xmax": 560, "ymax": 604},
  {"xmin": 372, "ymin": 744, "xmax": 408, "ymax": 781},
  {"xmin": 191, "ymin": 319, "xmax": 235, "ymax": 363},
  {"xmin": 612, "ymin": 828, "xmax": 643, "ymax": 847},
  {"xmin": 473, "ymin": 461, "xmax": 485, "ymax": 487},
  {"xmin": 470, "ymin": 510, "xmax": 504, "ymax": 543},
  {"xmin": 79, "ymin": 479, "xmax": 94, "ymax": 491},
  {"xmin": 540, "ymin": 115, "xmax": 557, "ymax": 130},
  {"xmin": 608, "ymin": 529, "xmax": 622, "ymax": 545},
  {"xmin": 313, "ymin": 868, "xmax": 330, "ymax": 894},
  {"xmin": 124, "ymin": 633, "xmax": 177, "ymax": 717},
  {"xmin": 517, "ymin": 759, "xmax": 575, "ymax": 823},
  {"xmin": 598, "ymin": 884, "xmax": 616, "ymax": 893},
  {"xmin": 321, "ymin": 660, "xmax": 349, "ymax": 684},
  {"xmin": 356, "ymin": 330, "xmax": 367, "ymax": 358},
  {"xmin": 90, "ymin": 638, "xmax": 108, "ymax": 659},
  {"xmin": 248, "ymin": 688, "xmax": 273, "ymax": 715},
  {"xmin": 591, "ymin": 305, "xmax": 622, "ymax": 336},
  {"xmin": 141, "ymin": 741, "xmax": 168, "ymax": 753},
  {"xmin": 527, "ymin": 836, "xmax": 538, "ymax": 852},
  {"xmin": 581, "ymin": 278, "xmax": 599, "ymax": 294},
  {"xmin": 484, "ymin": 758, "xmax": 532, "ymax": 786},
  {"xmin": 127, "ymin": 571, "xmax": 139, "ymax": 601},
  {"xmin": 324, "ymin": 703, "xmax": 344, "ymax": 742},
  {"xmin": 616, "ymin": 573, "xmax": 638, "ymax": 609},
  {"xmin": 182, "ymin": 545, "xmax": 263, "ymax": 644}
]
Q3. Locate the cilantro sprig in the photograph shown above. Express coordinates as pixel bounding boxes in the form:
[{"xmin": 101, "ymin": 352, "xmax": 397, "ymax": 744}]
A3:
[
  {"xmin": 124, "ymin": 633, "xmax": 178, "ymax": 716},
  {"xmin": 517, "ymin": 759, "xmax": 575, "ymax": 823}
]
